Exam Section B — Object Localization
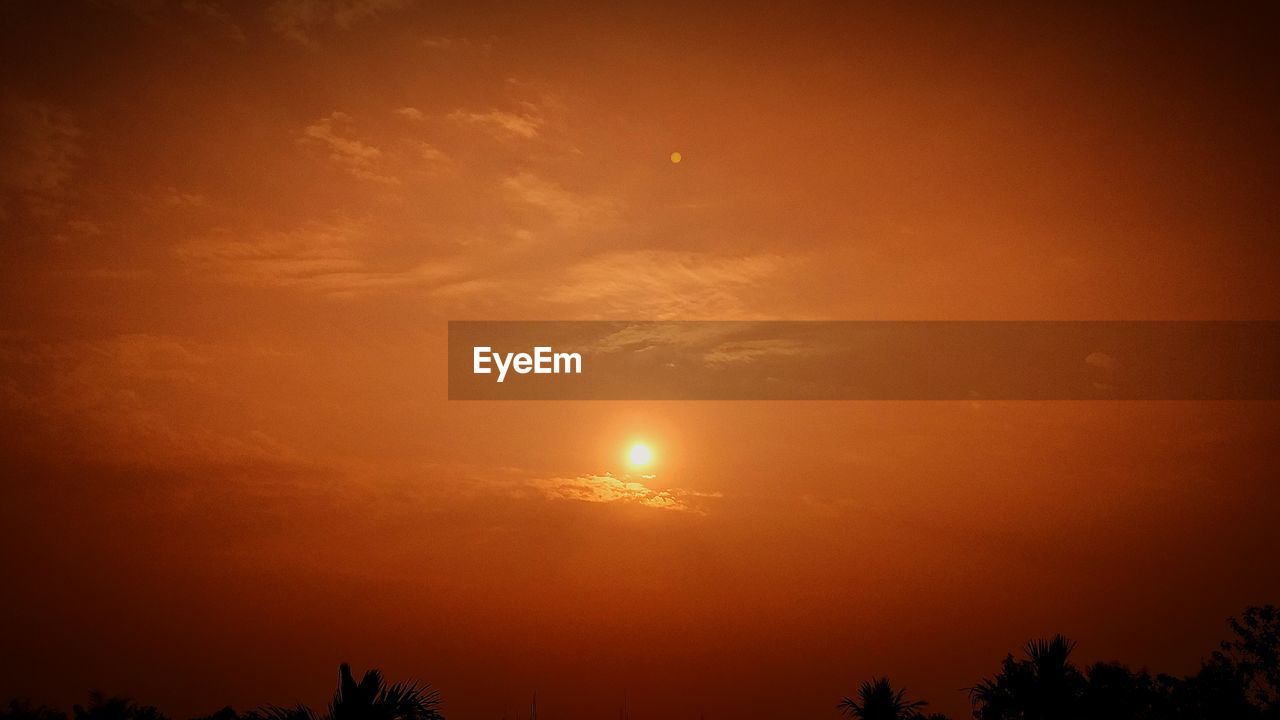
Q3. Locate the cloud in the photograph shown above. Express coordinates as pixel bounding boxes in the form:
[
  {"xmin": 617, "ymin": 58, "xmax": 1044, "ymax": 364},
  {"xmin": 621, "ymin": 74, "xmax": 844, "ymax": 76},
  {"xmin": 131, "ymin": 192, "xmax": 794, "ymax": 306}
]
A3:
[
  {"xmin": 449, "ymin": 109, "xmax": 542, "ymax": 139},
  {"xmin": 502, "ymin": 172, "xmax": 618, "ymax": 228},
  {"xmin": 414, "ymin": 141, "xmax": 447, "ymax": 163},
  {"xmin": 0, "ymin": 334, "xmax": 297, "ymax": 467},
  {"xmin": 298, "ymin": 111, "xmax": 448, "ymax": 182},
  {"xmin": 525, "ymin": 473, "xmax": 717, "ymax": 513},
  {"xmin": 299, "ymin": 112, "xmax": 397, "ymax": 184},
  {"xmin": 154, "ymin": 186, "xmax": 209, "ymax": 208},
  {"xmin": 49, "ymin": 218, "xmax": 106, "ymax": 244},
  {"xmin": 421, "ymin": 35, "xmax": 493, "ymax": 55},
  {"xmin": 179, "ymin": 0, "xmax": 246, "ymax": 42},
  {"xmin": 0, "ymin": 97, "xmax": 81, "ymax": 200},
  {"xmin": 177, "ymin": 219, "xmax": 466, "ymax": 296},
  {"xmin": 702, "ymin": 338, "xmax": 813, "ymax": 367},
  {"xmin": 99, "ymin": 0, "xmax": 169, "ymax": 20},
  {"xmin": 588, "ymin": 323, "xmax": 743, "ymax": 354},
  {"xmin": 1085, "ymin": 351, "xmax": 1118, "ymax": 371},
  {"xmin": 545, "ymin": 251, "xmax": 791, "ymax": 319},
  {"xmin": 101, "ymin": 0, "xmax": 246, "ymax": 42},
  {"xmin": 394, "ymin": 106, "xmax": 425, "ymax": 121},
  {"xmin": 267, "ymin": 0, "xmax": 415, "ymax": 46}
]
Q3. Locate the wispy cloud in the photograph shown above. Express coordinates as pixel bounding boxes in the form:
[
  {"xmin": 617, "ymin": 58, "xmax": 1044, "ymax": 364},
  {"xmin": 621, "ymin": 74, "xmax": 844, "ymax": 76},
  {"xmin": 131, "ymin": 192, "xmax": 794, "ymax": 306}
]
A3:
[
  {"xmin": 299, "ymin": 112, "xmax": 397, "ymax": 184},
  {"xmin": 449, "ymin": 108, "xmax": 542, "ymax": 139},
  {"xmin": 701, "ymin": 338, "xmax": 814, "ymax": 367},
  {"xmin": 51, "ymin": 218, "xmax": 106, "ymax": 245},
  {"xmin": 545, "ymin": 251, "xmax": 791, "ymax": 319},
  {"xmin": 298, "ymin": 111, "xmax": 449, "ymax": 182},
  {"xmin": 0, "ymin": 97, "xmax": 81, "ymax": 204},
  {"xmin": 585, "ymin": 323, "xmax": 742, "ymax": 357},
  {"xmin": 177, "ymin": 219, "xmax": 465, "ymax": 296},
  {"xmin": 502, "ymin": 171, "xmax": 618, "ymax": 228},
  {"xmin": 526, "ymin": 473, "xmax": 718, "ymax": 513},
  {"xmin": 179, "ymin": 0, "xmax": 246, "ymax": 42},
  {"xmin": 154, "ymin": 186, "xmax": 209, "ymax": 208},
  {"xmin": 413, "ymin": 141, "xmax": 447, "ymax": 163},
  {"xmin": 103, "ymin": 0, "xmax": 246, "ymax": 42},
  {"xmin": 421, "ymin": 35, "xmax": 493, "ymax": 55},
  {"xmin": 576, "ymin": 324, "xmax": 816, "ymax": 368},
  {"xmin": 0, "ymin": 333, "xmax": 296, "ymax": 467},
  {"xmin": 267, "ymin": 0, "xmax": 415, "ymax": 46}
]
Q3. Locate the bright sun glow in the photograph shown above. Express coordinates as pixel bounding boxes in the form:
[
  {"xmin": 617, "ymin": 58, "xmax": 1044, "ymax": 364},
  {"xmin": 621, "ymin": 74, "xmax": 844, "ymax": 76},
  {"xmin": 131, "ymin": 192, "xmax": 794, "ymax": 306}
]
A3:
[{"xmin": 627, "ymin": 442, "xmax": 654, "ymax": 467}]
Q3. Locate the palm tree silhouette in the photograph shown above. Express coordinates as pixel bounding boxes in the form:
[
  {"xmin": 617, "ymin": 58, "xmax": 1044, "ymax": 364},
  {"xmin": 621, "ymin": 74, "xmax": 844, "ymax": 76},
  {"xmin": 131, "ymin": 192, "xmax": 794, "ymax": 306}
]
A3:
[
  {"xmin": 969, "ymin": 635, "xmax": 1084, "ymax": 720},
  {"xmin": 252, "ymin": 665, "xmax": 442, "ymax": 720},
  {"xmin": 838, "ymin": 678, "xmax": 928, "ymax": 720}
]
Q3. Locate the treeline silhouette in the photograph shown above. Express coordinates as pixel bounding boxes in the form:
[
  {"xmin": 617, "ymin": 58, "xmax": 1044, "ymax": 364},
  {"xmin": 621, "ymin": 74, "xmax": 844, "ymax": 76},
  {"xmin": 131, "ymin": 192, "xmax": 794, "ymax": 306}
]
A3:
[
  {"xmin": 0, "ymin": 666, "xmax": 439, "ymax": 720},
  {"xmin": 841, "ymin": 605, "xmax": 1279, "ymax": 720},
  {"xmin": 2, "ymin": 606, "xmax": 1275, "ymax": 720}
]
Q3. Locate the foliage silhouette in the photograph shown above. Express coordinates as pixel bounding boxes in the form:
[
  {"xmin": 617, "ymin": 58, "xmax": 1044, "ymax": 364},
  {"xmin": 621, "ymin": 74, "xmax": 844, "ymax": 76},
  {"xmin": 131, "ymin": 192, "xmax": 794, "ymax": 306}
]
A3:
[
  {"xmin": 72, "ymin": 695, "xmax": 168, "ymax": 720},
  {"xmin": 246, "ymin": 665, "xmax": 442, "ymax": 720},
  {"xmin": 856, "ymin": 605, "xmax": 1280, "ymax": 720},
  {"xmin": 1080, "ymin": 662, "xmax": 1157, "ymax": 719},
  {"xmin": 1, "ymin": 700, "xmax": 68, "ymax": 720},
  {"xmin": 189, "ymin": 708, "xmax": 238, "ymax": 720},
  {"xmin": 3, "ymin": 607, "xmax": 1278, "ymax": 720},
  {"xmin": 838, "ymin": 678, "xmax": 929, "ymax": 720},
  {"xmin": 1218, "ymin": 605, "xmax": 1280, "ymax": 710},
  {"xmin": 969, "ymin": 634, "xmax": 1086, "ymax": 719}
]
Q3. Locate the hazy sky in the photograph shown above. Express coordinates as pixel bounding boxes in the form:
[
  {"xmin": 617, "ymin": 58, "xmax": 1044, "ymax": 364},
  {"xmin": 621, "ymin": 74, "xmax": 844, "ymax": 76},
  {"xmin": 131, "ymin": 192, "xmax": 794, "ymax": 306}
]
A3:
[{"xmin": 2, "ymin": 2, "xmax": 1279, "ymax": 719}]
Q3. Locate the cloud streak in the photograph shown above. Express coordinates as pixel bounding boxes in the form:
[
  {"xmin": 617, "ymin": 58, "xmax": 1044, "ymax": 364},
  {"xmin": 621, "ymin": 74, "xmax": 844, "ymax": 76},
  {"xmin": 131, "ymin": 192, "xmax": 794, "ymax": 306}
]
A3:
[
  {"xmin": 299, "ymin": 112, "xmax": 398, "ymax": 184},
  {"xmin": 177, "ymin": 219, "xmax": 466, "ymax": 295},
  {"xmin": 0, "ymin": 97, "xmax": 81, "ymax": 204},
  {"xmin": 526, "ymin": 473, "xmax": 718, "ymax": 513},
  {"xmin": 267, "ymin": 0, "xmax": 415, "ymax": 45},
  {"xmin": 450, "ymin": 108, "xmax": 542, "ymax": 139},
  {"xmin": 545, "ymin": 251, "xmax": 792, "ymax": 319},
  {"xmin": 0, "ymin": 333, "xmax": 297, "ymax": 467},
  {"xmin": 502, "ymin": 171, "xmax": 618, "ymax": 228}
]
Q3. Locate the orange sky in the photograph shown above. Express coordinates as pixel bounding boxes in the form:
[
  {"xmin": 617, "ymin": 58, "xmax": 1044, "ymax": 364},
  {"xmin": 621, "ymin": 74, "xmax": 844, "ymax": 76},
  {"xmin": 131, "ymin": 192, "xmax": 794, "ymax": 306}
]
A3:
[{"xmin": 2, "ymin": 2, "xmax": 1279, "ymax": 719}]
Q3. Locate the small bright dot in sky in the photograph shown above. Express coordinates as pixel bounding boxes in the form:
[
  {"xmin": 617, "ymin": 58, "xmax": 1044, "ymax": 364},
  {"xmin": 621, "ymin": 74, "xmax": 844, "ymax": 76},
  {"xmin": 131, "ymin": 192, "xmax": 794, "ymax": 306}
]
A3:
[
  {"xmin": 628, "ymin": 442, "xmax": 654, "ymax": 467},
  {"xmin": 670, "ymin": 151, "xmax": 682, "ymax": 164}
]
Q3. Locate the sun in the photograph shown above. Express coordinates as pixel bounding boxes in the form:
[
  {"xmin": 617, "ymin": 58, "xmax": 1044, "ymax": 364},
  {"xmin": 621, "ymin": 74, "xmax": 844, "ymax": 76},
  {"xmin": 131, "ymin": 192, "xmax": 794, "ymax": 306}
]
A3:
[
  {"xmin": 670, "ymin": 151, "xmax": 682, "ymax": 164},
  {"xmin": 627, "ymin": 442, "xmax": 654, "ymax": 467}
]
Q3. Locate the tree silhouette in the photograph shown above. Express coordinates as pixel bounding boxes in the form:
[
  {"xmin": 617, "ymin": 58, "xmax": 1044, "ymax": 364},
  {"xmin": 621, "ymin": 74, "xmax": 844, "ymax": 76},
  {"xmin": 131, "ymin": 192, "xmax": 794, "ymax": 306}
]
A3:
[
  {"xmin": 3, "ymin": 606, "xmax": 1279, "ymax": 720},
  {"xmin": 1218, "ymin": 604, "xmax": 1280, "ymax": 711},
  {"xmin": 839, "ymin": 678, "xmax": 929, "ymax": 720},
  {"xmin": 969, "ymin": 635, "xmax": 1085, "ymax": 720},
  {"xmin": 1, "ymin": 700, "xmax": 68, "ymax": 720},
  {"xmin": 70, "ymin": 695, "xmax": 167, "ymax": 720},
  {"xmin": 1079, "ymin": 661, "xmax": 1156, "ymax": 720},
  {"xmin": 250, "ymin": 665, "xmax": 442, "ymax": 720},
  {"xmin": 1143, "ymin": 605, "xmax": 1280, "ymax": 720}
]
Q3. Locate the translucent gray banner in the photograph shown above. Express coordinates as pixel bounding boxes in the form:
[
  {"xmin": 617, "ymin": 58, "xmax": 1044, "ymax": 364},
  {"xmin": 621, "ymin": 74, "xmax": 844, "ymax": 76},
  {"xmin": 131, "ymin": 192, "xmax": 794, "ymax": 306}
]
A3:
[{"xmin": 448, "ymin": 321, "xmax": 1280, "ymax": 400}]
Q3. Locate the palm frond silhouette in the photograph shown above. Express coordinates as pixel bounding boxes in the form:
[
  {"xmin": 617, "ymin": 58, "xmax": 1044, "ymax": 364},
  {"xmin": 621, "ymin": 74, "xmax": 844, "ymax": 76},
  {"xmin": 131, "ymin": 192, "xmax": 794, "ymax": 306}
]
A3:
[
  {"xmin": 969, "ymin": 634, "xmax": 1084, "ymax": 720},
  {"xmin": 838, "ymin": 678, "xmax": 928, "ymax": 720},
  {"xmin": 250, "ymin": 665, "xmax": 441, "ymax": 720}
]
